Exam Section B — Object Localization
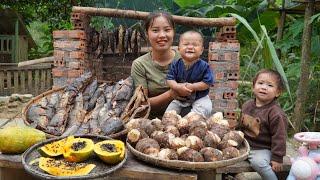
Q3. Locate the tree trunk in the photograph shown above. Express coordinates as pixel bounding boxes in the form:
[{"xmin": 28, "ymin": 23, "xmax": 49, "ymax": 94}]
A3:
[
  {"xmin": 292, "ymin": 0, "xmax": 315, "ymax": 132},
  {"xmin": 72, "ymin": 6, "xmax": 236, "ymax": 27}
]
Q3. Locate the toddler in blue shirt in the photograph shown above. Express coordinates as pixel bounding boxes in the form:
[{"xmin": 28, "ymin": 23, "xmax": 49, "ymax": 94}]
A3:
[{"xmin": 166, "ymin": 30, "xmax": 214, "ymax": 118}]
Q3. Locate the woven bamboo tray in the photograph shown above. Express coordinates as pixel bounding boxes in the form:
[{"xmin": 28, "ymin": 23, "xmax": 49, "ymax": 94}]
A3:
[
  {"xmin": 21, "ymin": 88, "xmax": 128, "ymax": 139},
  {"xmin": 127, "ymin": 139, "xmax": 250, "ymax": 171},
  {"xmin": 22, "ymin": 134, "xmax": 127, "ymax": 180}
]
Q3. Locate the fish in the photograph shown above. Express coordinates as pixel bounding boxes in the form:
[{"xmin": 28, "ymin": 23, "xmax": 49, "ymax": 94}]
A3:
[
  {"xmin": 27, "ymin": 105, "xmax": 47, "ymax": 124},
  {"xmin": 130, "ymin": 29, "xmax": 137, "ymax": 55},
  {"xmin": 101, "ymin": 117, "xmax": 124, "ymax": 135},
  {"xmin": 47, "ymin": 93, "xmax": 60, "ymax": 108},
  {"xmin": 62, "ymin": 93, "xmax": 85, "ymax": 136},
  {"xmin": 85, "ymin": 83, "xmax": 105, "ymax": 111},
  {"xmin": 124, "ymin": 27, "xmax": 132, "ymax": 53},
  {"xmin": 136, "ymin": 30, "xmax": 141, "ymax": 56},
  {"xmin": 118, "ymin": 25, "xmax": 125, "ymax": 56},
  {"xmin": 39, "ymin": 97, "xmax": 48, "ymax": 108}
]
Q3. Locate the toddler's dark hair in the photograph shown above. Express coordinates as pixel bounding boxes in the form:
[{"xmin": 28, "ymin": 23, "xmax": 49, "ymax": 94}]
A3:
[
  {"xmin": 179, "ymin": 30, "xmax": 204, "ymax": 44},
  {"xmin": 253, "ymin": 69, "xmax": 285, "ymax": 92}
]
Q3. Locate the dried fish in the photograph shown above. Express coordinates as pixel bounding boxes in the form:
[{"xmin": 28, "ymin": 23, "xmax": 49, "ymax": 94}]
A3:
[
  {"xmin": 118, "ymin": 25, "xmax": 125, "ymax": 56},
  {"xmin": 130, "ymin": 29, "xmax": 137, "ymax": 55},
  {"xmin": 39, "ymin": 97, "xmax": 48, "ymax": 108},
  {"xmin": 85, "ymin": 83, "xmax": 105, "ymax": 111},
  {"xmin": 47, "ymin": 93, "xmax": 60, "ymax": 108},
  {"xmin": 124, "ymin": 27, "xmax": 132, "ymax": 53},
  {"xmin": 101, "ymin": 117, "xmax": 124, "ymax": 135}
]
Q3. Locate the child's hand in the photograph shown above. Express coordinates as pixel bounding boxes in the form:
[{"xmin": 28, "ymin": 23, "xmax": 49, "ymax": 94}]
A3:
[
  {"xmin": 271, "ymin": 161, "xmax": 283, "ymax": 172},
  {"xmin": 176, "ymin": 83, "xmax": 193, "ymax": 97}
]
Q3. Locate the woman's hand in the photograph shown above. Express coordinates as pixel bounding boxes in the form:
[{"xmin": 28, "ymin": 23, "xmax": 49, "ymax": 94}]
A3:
[{"xmin": 271, "ymin": 161, "xmax": 283, "ymax": 172}]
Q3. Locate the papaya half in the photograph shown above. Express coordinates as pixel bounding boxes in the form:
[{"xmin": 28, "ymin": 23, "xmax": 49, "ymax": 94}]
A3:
[
  {"xmin": 38, "ymin": 137, "xmax": 68, "ymax": 157},
  {"xmin": 94, "ymin": 140, "xmax": 125, "ymax": 164},
  {"xmin": 63, "ymin": 137, "xmax": 94, "ymax": 162},
  {"xmin": 0, "ymin": 126, "xmax": 46, "ymax": 154},
  {"xmin": 38, "ymin": 157, "xmax": 95, "ymax": 176}
]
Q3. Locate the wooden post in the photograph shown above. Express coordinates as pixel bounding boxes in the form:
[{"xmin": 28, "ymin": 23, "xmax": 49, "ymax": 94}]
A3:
[
  {"xmin": 14, "ymin": 19, "xmax": 19, "ymax": 63},
  {"xmin": 276, "ymin": 0, "xmax": 287, "ymax": 59},
  {"xmin": 292, "ymin": 0, "xmax": 315, "ymax": 132},
  {"xmin": 72, "ymin": 6, "xmax": 236, "ymax": 27}
]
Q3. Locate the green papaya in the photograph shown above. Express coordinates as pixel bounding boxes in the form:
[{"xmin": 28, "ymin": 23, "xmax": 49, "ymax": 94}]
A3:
[{"xmin": 0, "ymin": 126, "xmax": 46, "ymax": 154}]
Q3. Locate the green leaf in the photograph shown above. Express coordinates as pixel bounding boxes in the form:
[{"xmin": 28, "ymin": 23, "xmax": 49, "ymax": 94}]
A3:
[
  {"xmin": 310, "ymin": 13, "xmax": 320, "ymax": 24},
  {"xmin": 173, "ymin": 0, "xmax": 202, "ymax": 8},
  {"xmin": 261, "ymin": 25, "xmax": 292, "ymax": 102},
  {"xmin": 229, "ymin": 13, "xmax": 262, "ymax": 47},
  {"xmin": 262, "ymin": 38, "xmax": 272, "ymax": 68}
]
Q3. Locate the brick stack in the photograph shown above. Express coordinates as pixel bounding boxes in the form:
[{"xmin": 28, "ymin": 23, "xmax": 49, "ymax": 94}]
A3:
[
  {"xmin": 51, "ymin": 12, "xmax": 95, "ymax": 88},
  {"xmin": 52, "ymin": 30, "xmax": 86, "ymax": 88},
  {"xmin": 208, "ymin": 26, "xmax": 240, "ymax": 128}
]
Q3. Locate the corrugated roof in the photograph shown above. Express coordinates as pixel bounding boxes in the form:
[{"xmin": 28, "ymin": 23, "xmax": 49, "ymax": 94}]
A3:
[{"xmin": 0, "ymin": 8, "xmax": 36, "ymax": 49}]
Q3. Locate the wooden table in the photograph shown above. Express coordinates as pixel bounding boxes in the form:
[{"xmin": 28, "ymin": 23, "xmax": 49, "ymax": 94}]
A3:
[{"xmin": 0, "ymin": 150, "xmax": 200, "ymax": 180}]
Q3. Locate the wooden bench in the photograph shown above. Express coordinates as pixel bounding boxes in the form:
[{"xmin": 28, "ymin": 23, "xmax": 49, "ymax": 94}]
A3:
[{"xmin": 215, "ymin": 155, "xmax": 292, "ymax": 180}]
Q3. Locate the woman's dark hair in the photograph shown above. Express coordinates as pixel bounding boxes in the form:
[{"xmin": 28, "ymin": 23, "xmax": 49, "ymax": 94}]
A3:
[
  {"xmin": 253, "ymin": 69, "xmax": 285, "ymax": 92},
  {"xmin": 144, "ymin": 11, "xmax": 175, "ymax": 31}
]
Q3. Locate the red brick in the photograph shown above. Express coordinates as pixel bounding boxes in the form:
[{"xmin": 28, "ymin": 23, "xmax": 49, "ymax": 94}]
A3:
[
  {"xmin": 210, "ymin": 61, "xmax": 240, "ymax": 71},
  {"xmin": 52, "ymin": 68, "xmax": 66, "ymax": 77},
  {"xmin": 70, "ymin": 51, "xmax": 85, "ymax": 60},
  {"xmin": 68, "ymin": 30, "xmax": 86, "ymax": 40},
  {"xmin": 53, "ymin": 40, "xmax": 86, "ymax": 50},
  {"xmin": 223, "ymin": 91, "xmax": 237, "ymax": 99},
  {"xmin": 53, "ymin": 31, "xmax": 68, "ymax": 39},
  {"xmin": 67, "ymin": 69, "xmax": 84, "ymax": 78},
  {"xmin": 70, "ymin": 12, "xmax": 88, "ymax": 21},
  {"xmin": 227, "ymin": 39, "xmax": 239, "ymax": 43},
  {"xmin": 71, "ymin": 20, "xmax": 87, "ymax": 30},
  {"xmin": 221, "ymin": 26, "xmax": 236, "ymax": 34},
  {"xmin": 215, "ymin": 71, "xmax": 225, "ymax": 81},
  {"xmin": 54, "ymin": 58, "xmax": 65, "ymax": 67},
  {"xmin": 226, "ymin": 71, "xmax": 240, "ymax": 80},
  {"xmin": 209, "ymin": 42, "xmax": 221, "ymax": 50},
  {"xmin": 54, "ymin": 50, "xmax": 65, "ymax": 59},
  {"xmin": 224, "ymin": 52, "xmax": 239, "ymax": 61},
  {"xmin": 208, "ymin": 52, "xmax": 219, "ymax": 61},
  {"xmin": 220, "ymin": 33, "xmax": 236, "ymax": 40},
  {"xmin": 224, "ymin": 111, "xmax": 238, "ymax": 119},
  {"xmin": 213, "ymin": 99, "xmax": 238, "ymax": 110}
]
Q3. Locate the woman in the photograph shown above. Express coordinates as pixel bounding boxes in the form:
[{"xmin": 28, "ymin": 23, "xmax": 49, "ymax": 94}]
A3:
[{"xmin": 131, "ymin": 11, "xmax": 187, "ymax": 117}]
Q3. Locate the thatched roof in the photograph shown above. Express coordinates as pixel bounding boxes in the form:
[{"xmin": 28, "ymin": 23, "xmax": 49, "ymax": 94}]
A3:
[{"xmin": 0, "ymin": 8, "xmax": 36, "ymax": 49}]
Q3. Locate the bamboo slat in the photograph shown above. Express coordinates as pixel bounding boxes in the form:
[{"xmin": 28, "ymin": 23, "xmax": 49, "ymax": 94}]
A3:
[
  {"xmin": 40, "ymin": 69, "xmax": 46, "ymax": 92},
  {"xmin": 46, "ymin": 69, "xmax": 51, "ymax": 90},
  {"xmin": 34, "ymin": 70, "xmax": 39, "ymax": 95},
  {"xmin": 7, "ymin": 72, "xmax": 11, "ymax": 93},
  {"xmin": 27, "ymin": 70, "xmax": 32, "ymax": 94},
  {"xmin": 20, "ymin": 70, "xmax": 25, "ymax": 94},
  {"xmin": 0, "ymin": 71, "xmax": 4, "ymax": 95},
  {"xmin": 13, "ymin": 71, "xmax": 19, "ymax": 93}
]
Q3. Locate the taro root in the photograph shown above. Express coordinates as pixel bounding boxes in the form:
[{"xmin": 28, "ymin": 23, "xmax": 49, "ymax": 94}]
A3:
[
  {"xmin": 185, "ymin": 135, "xmax": 204, "ymax": 151},
  {"xmin": 150, "ymin": 118, "xmax": 164, "ymax": 131},
  {"xmin": 139, "ymin": 120, "xmax": 157, "ymax": 136},
  {"xmin": 222, "ymin": 147, "xmax": 240, "ymax": 159},
  {"xmin": 177, "ymin": 147, "xmax": 204, "ymax": 162},
  {"xmin": 189, "ymin": 121, "xmax": 208, "ymax": 139},
  {"xmin": 207, "ymin": 112, "xmax": 229, "ymax": 128},
  {"xmin": 177, "ymin": 118, "xmax": 189, "ymax": 135},
  {"xmin": 135, "ymin": 138, "xmax": 160, "ymax": 157},
  {"xmin": 184, "ymin": 112, "xmax": 205, "ymax": 124},
  {"xmin": 125, "ymin": 118, "xmax": 148, "ymax": 131},
  {"xmin": 203, "ymin": 131, "xmax": 221, "ymax": 148},
  {"xmin": 222, "ymin": 131, "xmax": 244, "ymax": 148},
  {"xmin": 162, "ymin": 110, "xmax": 181, "ymax": 126},
  {"xmin": 151, "ymin": 131, "xmax": 175, "ymax": 148},
  {"xmin": 209, "ymin": 122, "xmax": 230, "ymax": 139},
  {"xmin": 158, "ymin": 148, "xmax": 178, "ymax": 160},
  {"xmin": 127, "ymin": 128, "xmax": 149, "ymax": 146},
  {"xmin": 164, "ymin": 125, "xmax": 180, "ymax": 137},
  {"xmin": 200, "ymin": 147, "xmax": 223, "ymax": 162},
  {"xmin": 217, "ymin": 140, "xmax": 238, "ymax": 150},
  {"xmin": 169, "ymin": 137, "xmax": 186, "ymax": 150}
]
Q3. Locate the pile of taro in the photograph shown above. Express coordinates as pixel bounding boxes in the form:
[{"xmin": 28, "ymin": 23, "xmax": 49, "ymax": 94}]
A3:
[{"xmin": 127, "ymin": 111, "xmax": 246, "ymax": 162}]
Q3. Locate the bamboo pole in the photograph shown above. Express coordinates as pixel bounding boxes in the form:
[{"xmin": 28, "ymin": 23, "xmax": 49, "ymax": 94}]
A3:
[
  {"xmin": 72, "ymin": 6, "xmax": 236, "ymax": 27},
  {"xmin": 17, "ymin": 56, "xmax": 54, "ymax": 67}
]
